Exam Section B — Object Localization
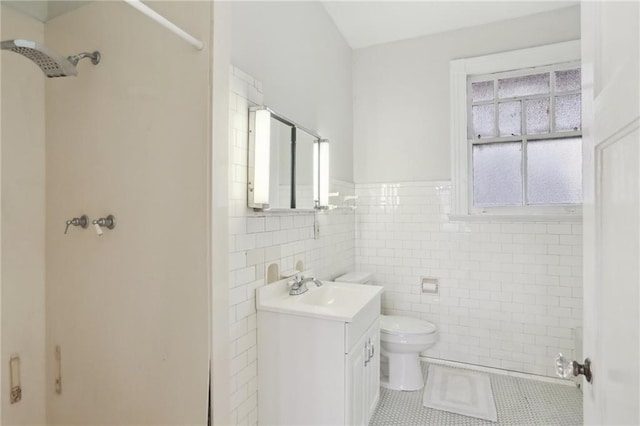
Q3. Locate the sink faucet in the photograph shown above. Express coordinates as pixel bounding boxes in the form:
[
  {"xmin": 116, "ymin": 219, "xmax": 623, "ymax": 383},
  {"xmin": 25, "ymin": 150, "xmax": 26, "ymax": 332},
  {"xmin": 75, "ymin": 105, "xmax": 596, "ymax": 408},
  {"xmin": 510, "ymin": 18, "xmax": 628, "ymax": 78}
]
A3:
[{"xmin": 289, "ymin": 275, "xmax": 323, "ymax": 296}]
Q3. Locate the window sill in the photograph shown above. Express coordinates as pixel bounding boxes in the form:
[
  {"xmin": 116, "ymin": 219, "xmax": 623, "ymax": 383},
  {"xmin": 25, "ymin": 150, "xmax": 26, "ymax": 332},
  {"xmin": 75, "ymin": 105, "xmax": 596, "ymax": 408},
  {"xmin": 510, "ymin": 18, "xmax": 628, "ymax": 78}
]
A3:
[
  {"xmin": 254, "ymin": 208, "xmax": 317, "ymax": 214},
  {"xmin": 449, "ymin": 214, "xmax": 582, "ymax": 223},
  {"xmin": 448, "ymin": 214, "xmax": 582, "ymax": 223}
]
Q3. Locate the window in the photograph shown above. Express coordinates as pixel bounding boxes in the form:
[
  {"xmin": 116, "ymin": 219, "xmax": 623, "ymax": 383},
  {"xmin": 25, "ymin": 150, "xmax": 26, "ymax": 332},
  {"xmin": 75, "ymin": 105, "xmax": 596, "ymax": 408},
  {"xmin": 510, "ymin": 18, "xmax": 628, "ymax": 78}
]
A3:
[
  {"xmin": 469, "ymin": 64, "xmax": 582, "ymax": 208},
  {"xmin": 450, "ymin": 41, "xmax": 582, "ymax": 220}
]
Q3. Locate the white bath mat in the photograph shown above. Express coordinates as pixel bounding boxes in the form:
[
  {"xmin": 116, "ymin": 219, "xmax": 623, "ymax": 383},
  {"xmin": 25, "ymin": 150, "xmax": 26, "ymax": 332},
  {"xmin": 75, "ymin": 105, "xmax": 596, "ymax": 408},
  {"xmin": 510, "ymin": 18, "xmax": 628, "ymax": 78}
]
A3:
[{"xmin": 423, "ymin": 364, "xmax": 498, "ymax": 422}]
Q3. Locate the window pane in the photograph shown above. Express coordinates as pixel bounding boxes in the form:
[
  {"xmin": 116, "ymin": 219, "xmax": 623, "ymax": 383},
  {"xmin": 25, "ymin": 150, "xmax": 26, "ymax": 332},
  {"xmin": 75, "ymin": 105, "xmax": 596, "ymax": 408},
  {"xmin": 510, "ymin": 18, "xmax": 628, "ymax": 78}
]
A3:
[
  {"xmin": 471, "ymin": 81, "xmax": 494, "ymax": 102},
  {"xmin": 498, "ymin": 73, "xmax": 549, "ymax": 98},
  {"xmin": 555, "ymin": 94, "xmax": 581, "ymax": 132},
  {"xmin": 525, "ymin": 98, "xmax": 550, "ymax": 134},
  {"xmin": 527, "ymin": 138, "xmax": 582, "ymax": 204},
  {"xmin": 555, "ymin": 68, "xmax": 581, "ymax": 92},
  {"xmin": 498, "ymin": 101, "xmax": 521, "ymax": 136},
  {"xmin": 473, "ymin": 142, "xmax": 523, "ymax": 206},
  {"xmin": 472, "ymin": 104, "xmax": 495, "ymax": 138}
]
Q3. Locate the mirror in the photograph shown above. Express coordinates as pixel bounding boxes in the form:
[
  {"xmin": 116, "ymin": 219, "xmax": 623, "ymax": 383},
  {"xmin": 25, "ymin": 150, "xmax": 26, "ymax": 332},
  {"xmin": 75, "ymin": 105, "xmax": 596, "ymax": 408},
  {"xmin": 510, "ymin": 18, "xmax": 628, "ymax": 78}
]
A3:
[
  {"xmin": 268, "ymin": 118, "xmax": 315, "ymax": 209},
  {"xmin": 248, "ymin": 106, "xmax": 329, "ymax": 211}
]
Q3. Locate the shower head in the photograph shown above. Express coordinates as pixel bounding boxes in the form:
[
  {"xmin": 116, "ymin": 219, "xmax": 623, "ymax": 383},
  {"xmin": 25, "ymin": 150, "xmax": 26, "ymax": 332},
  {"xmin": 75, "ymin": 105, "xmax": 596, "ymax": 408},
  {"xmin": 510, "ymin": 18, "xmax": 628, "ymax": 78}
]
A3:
[{"xmin": 1, "ymin": 39, "xmax": 100, "ymax": 78}]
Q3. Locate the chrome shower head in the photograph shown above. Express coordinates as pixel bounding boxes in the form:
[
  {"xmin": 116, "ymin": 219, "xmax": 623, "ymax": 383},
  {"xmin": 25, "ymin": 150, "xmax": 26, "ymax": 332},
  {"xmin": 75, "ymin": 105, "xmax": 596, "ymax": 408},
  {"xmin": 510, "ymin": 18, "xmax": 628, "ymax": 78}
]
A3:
[{"xmin": 1, "ymin": 39, "xmax": 100, "ymax": 78}]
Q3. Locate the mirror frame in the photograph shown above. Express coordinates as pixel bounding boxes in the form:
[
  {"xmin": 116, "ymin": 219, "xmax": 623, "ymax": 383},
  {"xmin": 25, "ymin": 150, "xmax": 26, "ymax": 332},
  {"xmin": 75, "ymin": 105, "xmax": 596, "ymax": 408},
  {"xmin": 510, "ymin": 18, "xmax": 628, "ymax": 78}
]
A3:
[{"xmin": 247, "ymin": 106, "xmax": 329, "ymax": 211}]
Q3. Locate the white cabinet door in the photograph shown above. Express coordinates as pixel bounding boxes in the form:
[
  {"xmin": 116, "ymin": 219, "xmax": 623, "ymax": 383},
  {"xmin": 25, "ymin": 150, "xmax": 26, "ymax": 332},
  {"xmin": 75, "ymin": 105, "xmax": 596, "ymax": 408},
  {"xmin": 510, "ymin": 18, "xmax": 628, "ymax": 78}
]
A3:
[
  {"xmin": 346, "ymin": 332, "xmax": 367, "ymax": 426},
  {"xmin": 346, "ymin": 319, "xmax": 381, "ymax": 426},
  {"xmin": 364, "ymin": 322, "xmax": 380, "ymax": 422}
]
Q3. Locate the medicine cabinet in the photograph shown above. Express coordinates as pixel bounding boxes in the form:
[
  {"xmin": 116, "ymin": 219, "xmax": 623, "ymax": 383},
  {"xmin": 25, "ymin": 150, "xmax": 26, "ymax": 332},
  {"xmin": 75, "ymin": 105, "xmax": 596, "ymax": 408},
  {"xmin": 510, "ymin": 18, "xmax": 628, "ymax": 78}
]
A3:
[{"xmin": 248, "ymin": 106, "xmax": 329, "ymax": 211}]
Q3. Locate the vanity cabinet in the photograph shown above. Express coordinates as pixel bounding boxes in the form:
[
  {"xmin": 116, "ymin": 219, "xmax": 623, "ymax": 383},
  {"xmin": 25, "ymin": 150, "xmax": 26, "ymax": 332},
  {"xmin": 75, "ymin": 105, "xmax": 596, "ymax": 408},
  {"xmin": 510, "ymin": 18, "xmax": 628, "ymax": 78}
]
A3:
[{"xmin": 257, "ymin": 289, "xmax": 381, "ymax": 426}]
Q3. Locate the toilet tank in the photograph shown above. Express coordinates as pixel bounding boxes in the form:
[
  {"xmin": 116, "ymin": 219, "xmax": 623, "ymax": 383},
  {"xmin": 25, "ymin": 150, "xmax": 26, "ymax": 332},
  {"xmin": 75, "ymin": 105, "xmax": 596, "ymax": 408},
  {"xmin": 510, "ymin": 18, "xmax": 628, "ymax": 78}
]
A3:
[{"xmin": 336, "ymin": 271, "xmax": 372, "ymax": 284}]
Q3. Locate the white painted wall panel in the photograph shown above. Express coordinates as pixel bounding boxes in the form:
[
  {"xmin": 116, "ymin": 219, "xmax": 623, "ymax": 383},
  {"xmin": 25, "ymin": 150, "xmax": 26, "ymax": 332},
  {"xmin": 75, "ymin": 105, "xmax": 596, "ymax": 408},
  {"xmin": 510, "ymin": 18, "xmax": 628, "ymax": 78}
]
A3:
[
  {"xmin": 231, "ymin": 2, "xmax": 353, "ymax": 183},
  {"xmin": 353, "ymin": 6, "xmax": 581, "ymax": 183},
  {"xmin": 44, "ymin": 2, "xmax": 210, "ymax": 423},
  {"xmin": 227, "ymin": 69, "xmax": 356, "ymax": 424},
  {"xmin": 1, "ymin": 5, "xmax": 46, "ymax": 424}
]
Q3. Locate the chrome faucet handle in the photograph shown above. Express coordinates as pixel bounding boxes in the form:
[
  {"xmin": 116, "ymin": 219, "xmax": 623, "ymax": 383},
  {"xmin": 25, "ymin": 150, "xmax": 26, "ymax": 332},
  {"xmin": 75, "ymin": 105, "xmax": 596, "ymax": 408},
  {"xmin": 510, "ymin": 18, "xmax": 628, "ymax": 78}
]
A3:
[
  {"xmin": 64, "ymin": 214, "xmax": 89, "ymax": 234},
  {"xmin": 287, "ymin": 274, "xmax": 301, "ymax": 286},
  {"xmin": 300, "ymin": 276, "xmax": 323, "ymax": 287},
  {"xmin": 288, "ymin": 275, "xmax": 309, "ymax": 296},
  {"xmin": 92, "ymin": 215, "xmax": 116, "ymax": 229},
  {"xmin": 92, "ymin": 215, "xmax": 116, "ymax": 236}
]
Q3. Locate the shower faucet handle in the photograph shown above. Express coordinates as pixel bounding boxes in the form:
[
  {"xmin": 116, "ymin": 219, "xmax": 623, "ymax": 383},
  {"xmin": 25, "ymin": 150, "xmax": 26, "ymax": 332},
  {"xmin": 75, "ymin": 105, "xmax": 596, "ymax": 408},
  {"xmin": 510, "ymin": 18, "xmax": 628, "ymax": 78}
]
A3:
[
  {"xmin": 64, "ymin": 214, "xmax": 89, "ymax": 234},
  {"xmin": 92, "ymin": 215, "xmax": 116, "ymax": 236}
]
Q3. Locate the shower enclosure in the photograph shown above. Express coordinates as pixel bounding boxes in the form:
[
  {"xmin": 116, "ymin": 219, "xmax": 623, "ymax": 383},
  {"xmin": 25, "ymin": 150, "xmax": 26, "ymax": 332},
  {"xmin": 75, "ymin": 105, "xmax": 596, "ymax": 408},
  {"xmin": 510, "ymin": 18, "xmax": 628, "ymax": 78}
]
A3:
[{"xmin": 1, "ymin": 2, "xmax": 212, "ymax": 424}]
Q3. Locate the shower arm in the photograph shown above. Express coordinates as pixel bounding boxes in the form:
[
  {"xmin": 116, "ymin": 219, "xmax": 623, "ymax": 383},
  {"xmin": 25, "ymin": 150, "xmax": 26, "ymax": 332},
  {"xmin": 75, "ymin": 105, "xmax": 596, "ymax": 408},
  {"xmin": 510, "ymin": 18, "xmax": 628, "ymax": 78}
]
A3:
[{"xmin": 67, "ymin": 51, "xmax": 101, "ymax": 67}]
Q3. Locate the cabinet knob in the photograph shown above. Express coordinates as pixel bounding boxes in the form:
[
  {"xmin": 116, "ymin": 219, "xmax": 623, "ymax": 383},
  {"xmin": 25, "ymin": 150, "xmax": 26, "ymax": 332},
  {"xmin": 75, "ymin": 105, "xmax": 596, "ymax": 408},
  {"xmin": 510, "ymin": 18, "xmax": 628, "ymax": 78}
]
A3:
[{"xmin": 364, "ymin": 340, "xmax": 371, "ymax": 366}]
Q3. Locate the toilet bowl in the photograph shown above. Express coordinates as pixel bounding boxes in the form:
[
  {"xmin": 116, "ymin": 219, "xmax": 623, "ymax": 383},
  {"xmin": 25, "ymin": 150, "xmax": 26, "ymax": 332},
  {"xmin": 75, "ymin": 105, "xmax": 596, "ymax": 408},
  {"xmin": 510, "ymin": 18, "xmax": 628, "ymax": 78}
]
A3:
[
  {"xmin": 336, "ymin": 272, "xmax": 439, "ymax": 391},
  {"xmin": 379, "ymin": 315, "xmax": 437, "ymax": 391}
]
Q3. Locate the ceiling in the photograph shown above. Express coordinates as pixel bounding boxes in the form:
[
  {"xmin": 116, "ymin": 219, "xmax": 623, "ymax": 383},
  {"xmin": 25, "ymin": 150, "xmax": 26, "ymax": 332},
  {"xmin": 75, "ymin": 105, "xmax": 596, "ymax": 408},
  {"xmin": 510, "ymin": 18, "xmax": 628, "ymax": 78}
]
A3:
[
  {"xmin": 322, "ymin": 1, "xmax": 579, "ymax": 49},
  {"xmin": 3, "ymin": 1, "xmax": 91, "ymax": 22},
  {"xmin": 4, "ymin": 1, "xmax": 578, "ymax": 48}
]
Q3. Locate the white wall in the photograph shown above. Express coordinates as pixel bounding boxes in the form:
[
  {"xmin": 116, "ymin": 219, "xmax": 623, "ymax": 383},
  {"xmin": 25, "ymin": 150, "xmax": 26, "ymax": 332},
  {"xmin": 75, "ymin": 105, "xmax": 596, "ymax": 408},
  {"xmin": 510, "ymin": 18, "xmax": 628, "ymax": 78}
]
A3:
[
  {"xmin": 353, "ymin": 6, "xmax": 581, "ymax": 183},
  {"xmin": 1, "ymin": 5, "xmax": 47, "ymax": 425},
  {"xmin": 356, "ymin": 182, "xmax": 582, "ymax": 377},
  {"xmin": 211, "ymin": 2, "xmax": 232, "ymax": 425},
  {"xmin": 217, "ymin": 3, "xmax": 586, "ymax": 423},
  {"xmin": 44, "ymin": 2, "xmax": 210, "ymax": 423},
  {"xmin": 223, "ymin": 6, "xmax": 354, "ymax": 423},
  {"xmin": 227, "ymin": 68, "xmax": 356, "ymax": 425},
  {"xmin": 231, "ymin": 1, "xmax": 353, "ymax": 183},
  {"xmin": 352, "ymin": 5, "xmax": 584, "ymax": 378}
]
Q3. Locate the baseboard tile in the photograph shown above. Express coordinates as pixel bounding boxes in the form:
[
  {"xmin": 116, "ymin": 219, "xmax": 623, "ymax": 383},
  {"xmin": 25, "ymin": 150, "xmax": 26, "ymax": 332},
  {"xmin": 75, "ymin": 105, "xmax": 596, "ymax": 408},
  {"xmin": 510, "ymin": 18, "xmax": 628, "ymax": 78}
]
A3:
[{"xmin": 420, "ymin": 356, "xmax": 577, "ymax": 387}]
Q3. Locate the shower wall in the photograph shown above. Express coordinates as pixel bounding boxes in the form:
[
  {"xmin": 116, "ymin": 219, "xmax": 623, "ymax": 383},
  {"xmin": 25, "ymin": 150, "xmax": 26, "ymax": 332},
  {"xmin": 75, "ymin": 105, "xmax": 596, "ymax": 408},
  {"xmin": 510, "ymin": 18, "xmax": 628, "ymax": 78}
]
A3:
[
  {"xmin": 44, "ymin": 2, "xmax": 211, "ymax": 423},
  {"xmin": 0, "ymin": 5, "xmax": 47, "ymax": 425}
]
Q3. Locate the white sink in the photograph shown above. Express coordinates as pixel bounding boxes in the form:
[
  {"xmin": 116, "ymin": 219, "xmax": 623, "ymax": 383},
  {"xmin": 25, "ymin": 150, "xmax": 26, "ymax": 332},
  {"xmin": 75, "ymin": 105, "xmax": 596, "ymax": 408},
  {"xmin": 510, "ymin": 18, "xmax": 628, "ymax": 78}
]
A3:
[
  {"xmin": 297, "ymin": 285, "xmax": 360, "ymax": 308},
  {"xmin": 256, "ymin": 278, "xmax": 383, "ymax": 322}
]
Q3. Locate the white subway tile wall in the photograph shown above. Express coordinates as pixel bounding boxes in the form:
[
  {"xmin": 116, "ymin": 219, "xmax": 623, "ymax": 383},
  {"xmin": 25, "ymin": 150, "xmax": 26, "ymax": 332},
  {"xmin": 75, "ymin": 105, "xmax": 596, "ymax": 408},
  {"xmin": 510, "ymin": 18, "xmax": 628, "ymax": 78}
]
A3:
[
  {"xmin": 355, "ymin": 182, "xmax": 583, "ymax": 378},
  {"xmin": 228, "ymin": 67, "xmax": 582, "ymax": 424},
  {"xmin": 228, "ymin": 66, "xmax": 355, "ymax": 425}
]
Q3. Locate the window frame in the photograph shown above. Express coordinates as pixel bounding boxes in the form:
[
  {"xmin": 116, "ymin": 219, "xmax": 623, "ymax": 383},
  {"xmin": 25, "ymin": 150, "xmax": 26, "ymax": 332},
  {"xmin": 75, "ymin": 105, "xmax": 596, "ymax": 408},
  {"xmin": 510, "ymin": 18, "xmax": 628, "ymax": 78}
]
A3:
[{"xmin": 449, "ymin": 41, "xmax": 582, "ymax": 221}]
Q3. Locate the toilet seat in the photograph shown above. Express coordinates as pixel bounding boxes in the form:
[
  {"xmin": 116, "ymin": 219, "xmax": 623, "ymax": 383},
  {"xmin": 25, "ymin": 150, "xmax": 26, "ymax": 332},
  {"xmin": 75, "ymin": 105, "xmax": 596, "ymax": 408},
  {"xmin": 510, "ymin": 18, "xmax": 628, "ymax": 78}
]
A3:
[
  {"xmin": 380, "ymin": 315, "xmax": 437, "ymax": 345},
  {"xmin": 381, "ymin": 315, "xmax": 437, "ymax": 335}
]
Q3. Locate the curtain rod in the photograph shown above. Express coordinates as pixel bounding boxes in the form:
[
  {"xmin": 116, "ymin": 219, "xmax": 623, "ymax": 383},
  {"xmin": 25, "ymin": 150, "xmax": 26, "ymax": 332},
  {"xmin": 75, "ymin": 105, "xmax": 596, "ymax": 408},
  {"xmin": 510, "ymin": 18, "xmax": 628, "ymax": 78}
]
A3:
[{"xmin": 123, "ymin": 0, "xmax": 204, "ymax": 50}]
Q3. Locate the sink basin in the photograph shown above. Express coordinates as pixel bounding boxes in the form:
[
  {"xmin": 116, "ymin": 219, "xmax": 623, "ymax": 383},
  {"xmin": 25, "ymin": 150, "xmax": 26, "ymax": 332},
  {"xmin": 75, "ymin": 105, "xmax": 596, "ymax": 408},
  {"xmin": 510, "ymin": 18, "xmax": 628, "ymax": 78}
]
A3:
[
  {"xmin": 297, "ymin": 285, "xmax": 361, "ymax": 308},
  {"xmin": 256, "ymin": 278, "xmax": 383, "ymax": 322}
]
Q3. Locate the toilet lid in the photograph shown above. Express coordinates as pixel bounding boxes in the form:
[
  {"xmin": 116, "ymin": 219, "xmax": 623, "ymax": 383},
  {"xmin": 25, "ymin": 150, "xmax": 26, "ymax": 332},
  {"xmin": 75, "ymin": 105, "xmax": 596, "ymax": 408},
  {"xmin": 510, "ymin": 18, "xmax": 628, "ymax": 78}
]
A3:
[
  {"xmin": 336, "ymin": 271, "xmax": 372, "ymax": 284},
  {"xmin": 380, "ymin": 315, "xmax": 437, "ymax": 335}
]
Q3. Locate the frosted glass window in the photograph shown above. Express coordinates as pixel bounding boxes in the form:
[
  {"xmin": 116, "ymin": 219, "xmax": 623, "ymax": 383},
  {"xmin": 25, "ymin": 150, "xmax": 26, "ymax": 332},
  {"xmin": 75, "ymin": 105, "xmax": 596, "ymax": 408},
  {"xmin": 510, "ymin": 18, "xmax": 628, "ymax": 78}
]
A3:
[
  {"xmin": 498, "ymin": 101, "xmax": 521, "ymax": 136},
  {"xmin": 555, "ymin": 68, "xmax": 581, "ymax": 92},
  {"xmin": 473, "ymin": 142, "xmax": 523, "ymax": 206},
  {"xmin": 527, "ymin": 138, "xmax": 582, "ymax": 204},
  {"xmin": 525, "ymin": 98, "xmax": 550, "ymax": 134},
  {"xmin": 555, "ymin": 94, "xmax": 581, "ymax": 132},
  {"xmin": 472, "ymin": 104, "xmax": 495, "ymax": 138},
  {"xmin": 472, "ymin": 81, "xmax": 494, "ymax": 102},
  {"xmin": 498, "ymin": 73, "xmax": 549, "ymax": 98}
]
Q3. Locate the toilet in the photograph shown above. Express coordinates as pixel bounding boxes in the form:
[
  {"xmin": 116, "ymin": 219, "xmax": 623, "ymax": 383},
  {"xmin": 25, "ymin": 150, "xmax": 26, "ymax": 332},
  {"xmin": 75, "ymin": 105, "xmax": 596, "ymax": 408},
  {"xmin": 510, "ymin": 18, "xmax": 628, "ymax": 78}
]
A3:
[{"xmin": 336, "ymin": 272, "xmax": 438, "ymax": 391}]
